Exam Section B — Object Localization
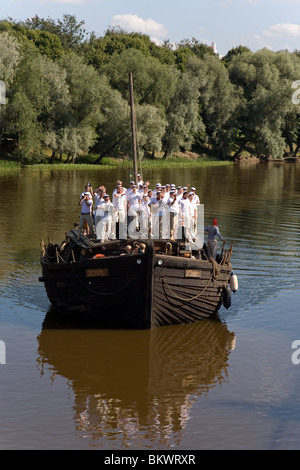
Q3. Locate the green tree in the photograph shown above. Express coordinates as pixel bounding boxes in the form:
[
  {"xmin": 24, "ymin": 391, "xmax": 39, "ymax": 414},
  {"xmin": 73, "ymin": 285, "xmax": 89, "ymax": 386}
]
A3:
[
  {"xmin": 93, "ymin": 83, "xmax": 167, "ymax": 162},
  {"xmin": 93, "ymin": 86, "xmax": 130, "ymax": 162},
  {"xmin": 135, "ymin": 104, "xmax": 167, "ymax": 157},
  {"xmin": 4, "ymin": 44, "xmax": 51, "ymax": 159},
  {"xmin": 0, "ymin": 19, "xmax": 64, "ymax": 59},
  {"xmin": 52, "ymin": 52, "xmax": 106, "ymax": 161},
  {"xmin": 23, "ymin": 14, "xmax": 87, "ymax": 49},
  {"xmin": 58, "ymin": 52, "xmax": 103, "ymax": 127},
  {"xmin": 222, "ymin": 45, "xmax": 251, "ymax": 66},
  {"xmin": 0, "ymin": 32, "xmax": 20, "ymax": 88},
  {"xmin": 187, "ymin": 54, "xmax": 240, "ymax": 158},
  {"xmin": 79, "ymin": 29, "xmax": 175, "ymax": 69},
  {"xmin": 162, "ymin": 71, "xmax": 204, "ymax": 157},
  {"xmin": 174, "ymin": 38, "xmax": 214, "ymax": 72},
  {"xmin": 7, "ymin": 90, "xmax": 42, "ymax": 159},
  {"xmin": 228, "ymin": 49, "xmax": 300, "ymax": 159},
  {"xmin": 101, "ymin": 48, "xmax": 178, "ymax": 111}
]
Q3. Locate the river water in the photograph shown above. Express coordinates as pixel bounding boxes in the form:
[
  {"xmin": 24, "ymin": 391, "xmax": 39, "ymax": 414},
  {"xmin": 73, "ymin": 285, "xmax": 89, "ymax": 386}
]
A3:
[{"xmin": 0, "ymin": 162, "xmax": 300, "ymax": 450}]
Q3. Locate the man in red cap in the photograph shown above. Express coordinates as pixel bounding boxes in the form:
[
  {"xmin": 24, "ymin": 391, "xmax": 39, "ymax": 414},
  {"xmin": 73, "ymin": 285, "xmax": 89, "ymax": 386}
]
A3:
[{"xmin": 204, "ymin": 219, "xmax": 225, "ymax": 259}]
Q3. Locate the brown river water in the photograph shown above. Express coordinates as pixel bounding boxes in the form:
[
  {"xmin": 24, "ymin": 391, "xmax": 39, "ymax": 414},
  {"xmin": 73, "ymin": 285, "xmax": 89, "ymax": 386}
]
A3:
[{"xmin": 0, "ymin": 162, "xmax": 300, "ymax": 450}]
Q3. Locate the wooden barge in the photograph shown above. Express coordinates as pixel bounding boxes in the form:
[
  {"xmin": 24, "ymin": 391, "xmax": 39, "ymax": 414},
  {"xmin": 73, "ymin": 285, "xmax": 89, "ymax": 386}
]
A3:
[
  {"xmin": 39, "ymin": 74, "xmax": 237, "ymax": 328},
  {"xmin": 39, "ymin": 230, "xmax": 235, "ymax": 329}
]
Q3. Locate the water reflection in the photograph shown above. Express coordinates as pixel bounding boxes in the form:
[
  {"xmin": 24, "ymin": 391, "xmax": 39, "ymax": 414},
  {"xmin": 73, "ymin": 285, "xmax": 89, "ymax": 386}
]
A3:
[
  {"xmin": 1, "ymin": 163, "xmax": 300, "ymax": 449},
  {"xmin": 37, "ymin": 313, "xmax": 236, "ymax": 447}
]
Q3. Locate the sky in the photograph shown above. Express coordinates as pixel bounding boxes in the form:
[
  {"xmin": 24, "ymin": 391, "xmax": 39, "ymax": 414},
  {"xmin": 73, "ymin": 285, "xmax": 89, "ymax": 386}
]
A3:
[{"xmin": 2, "ymin": 0, "xmax": 300, "ymax": 56}]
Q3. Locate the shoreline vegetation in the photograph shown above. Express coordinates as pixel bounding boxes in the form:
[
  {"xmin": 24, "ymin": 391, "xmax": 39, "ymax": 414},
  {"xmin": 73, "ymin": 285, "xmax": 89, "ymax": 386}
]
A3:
[
  {"xmin": 0, "ymin": 153, "xmax": 233, "ymax": 171},
  {"xmin": 2, "ymin": 15, "xmax": 300, "ymax": 165},
  {"xmin": 0, "ymin": 152, "xmax": 299, "ymax": 173}
]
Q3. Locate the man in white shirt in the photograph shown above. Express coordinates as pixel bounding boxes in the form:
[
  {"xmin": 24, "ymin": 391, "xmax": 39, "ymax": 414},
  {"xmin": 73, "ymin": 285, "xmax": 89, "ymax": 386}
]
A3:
[
  {"xmin": 126, "ymin": 181, "xmax": 136, "ymax": 199},
  {"xmin": 139, "ymin": 184, "xmax": 148, "ymax": 198},
  {"xmin": 112, "ymin": 185, "xmax": 127, "ymax": 239},
  {"xmin": 152, "ymin": 183, "xmax": 161, "ymax": 199},
  {"xmin": 188, "ymin": 191, "xmax": 197, "ymax": 238},
  {"xmin": 97, "ymin": 194, "xmax": 115, "ymax": 242},
  {"xmin": 176, "ymin": 186, "xmax": 183, "ymax": 201},
  {"xmin": 137, "ymin": 174, "xmax": 143, "ymax": 189},
  {"xmin": 150, "ymin": 191, "xmax": 165, "ymax": 239},
  {"xmin": 94, "ymin": 186, "xmax": 107, "ymax": 234},
  {"xmin": 191, "ymin": 187, "xmax": 200, "ymax": 205},
  {"xmin": 140, "ymin": 194, "xmax": 151, "ymax": 237},
  {"xmin": 167, "ymin": 190, "xmax": 180, "ymax": 240},
  {"xmin": 164, "ymin": 184, "xmax": 170, "ymax": 200},
  {"xmin": 113, "ymin": 180, "xmax": 126, "ymax": 195},
  {"xmin": 127, "ymin": 185, "xmax": 141, "ymax": 236},
  {"xmin": 179, "ymin": 191, "xmax": 192, "ymax": 242}
]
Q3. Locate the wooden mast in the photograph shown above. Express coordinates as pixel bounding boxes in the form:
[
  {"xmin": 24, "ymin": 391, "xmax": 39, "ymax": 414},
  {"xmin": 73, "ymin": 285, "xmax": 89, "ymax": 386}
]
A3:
[{"xmin": 129, "ymin": 72, "xmax": 138, "ymax": 183}]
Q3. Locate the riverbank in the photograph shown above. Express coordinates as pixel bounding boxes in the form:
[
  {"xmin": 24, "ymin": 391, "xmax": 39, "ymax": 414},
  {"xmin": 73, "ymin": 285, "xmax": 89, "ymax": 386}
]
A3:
[
  {"xmin": 0, "ymin": 155, "xmax": 234, "ymax": 172},
  {"xmin": 2, "ymin": 153, "xmax": 300, "ymax": 173}
]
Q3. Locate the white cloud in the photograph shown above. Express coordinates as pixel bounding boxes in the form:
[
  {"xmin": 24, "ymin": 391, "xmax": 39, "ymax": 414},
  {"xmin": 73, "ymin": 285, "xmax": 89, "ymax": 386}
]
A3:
[
  {"xmin": 111, "ymin": 14, "xmax": 167, "ymax": 38},
  {"xmin": 263, "ymin": 23, "xmax": 300, "ymax": 37}
]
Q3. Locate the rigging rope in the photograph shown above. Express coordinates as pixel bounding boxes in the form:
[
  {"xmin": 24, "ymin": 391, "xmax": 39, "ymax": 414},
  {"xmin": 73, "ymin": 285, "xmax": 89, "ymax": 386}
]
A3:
[
  {"xmin": 161, "ymin": 258, "xmax": 221, "ymax": 303},
  {"xmin": 161, "ymin": 272, "xmax": 213, "ymax": 303}
]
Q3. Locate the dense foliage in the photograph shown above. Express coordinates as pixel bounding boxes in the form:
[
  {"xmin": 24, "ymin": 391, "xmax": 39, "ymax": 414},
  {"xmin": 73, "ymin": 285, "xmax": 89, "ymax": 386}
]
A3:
[{"xmin": 1, "ymin": 15, "xmax": 300, "ymax": 163}]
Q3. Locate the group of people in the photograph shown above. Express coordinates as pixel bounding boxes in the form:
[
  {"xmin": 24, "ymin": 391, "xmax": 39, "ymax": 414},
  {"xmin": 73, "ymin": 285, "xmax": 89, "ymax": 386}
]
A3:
[
  {"xmin": 77, "ymin": 176, "xmax": 225, "ymax": 259},
  {"xmin": 78, "ymin": 176, "xmax": 200, "ymax": 242}
]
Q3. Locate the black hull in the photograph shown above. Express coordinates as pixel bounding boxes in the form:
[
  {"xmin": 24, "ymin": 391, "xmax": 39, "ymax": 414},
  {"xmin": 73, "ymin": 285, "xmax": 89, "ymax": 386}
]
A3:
[{"xmin": 40, "ymin": 237, "xmax": 233, "ymax": 329}]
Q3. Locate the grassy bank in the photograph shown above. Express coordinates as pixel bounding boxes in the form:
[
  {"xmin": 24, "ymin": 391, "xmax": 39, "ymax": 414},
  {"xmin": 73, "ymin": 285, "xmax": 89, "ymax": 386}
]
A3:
[
  {"xmin": 0, "ymin": 155, "xmax": 234, "ymax": 171},
  {"xmin": 0, "ymin": 160, "xmax": 22, "ymax": 171}
]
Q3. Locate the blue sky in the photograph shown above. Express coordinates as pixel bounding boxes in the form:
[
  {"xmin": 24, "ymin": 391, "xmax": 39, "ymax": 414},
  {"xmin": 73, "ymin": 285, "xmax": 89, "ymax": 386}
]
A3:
[{"xmin": 2, "ymin": 0, "xmax": 300, "ymax": 56}]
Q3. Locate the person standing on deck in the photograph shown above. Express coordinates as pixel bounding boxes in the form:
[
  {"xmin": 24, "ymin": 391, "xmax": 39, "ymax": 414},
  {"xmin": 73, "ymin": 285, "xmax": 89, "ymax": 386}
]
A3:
[
  {"xmin": 188, "ymin": 191, "xmax": 197, "ymax": 238},
  {"xmin": 137, "ymin": 174, "xmax": 144, "ymax": 189},
  {"xmin": 204, "ymin": 219, "xmax": 225, "ymax": 259},
  {"xmin": 167, "ymin": 190, "xmax": 180, "ymax": 240},
  {"xmin": 176, "ymin": 186, "xmax": 183, "ymax": 201},
  {"xmin": 150, "ymin": 190, "xmax": 165, "ymax": 239},
  {"xmin": 179, "ymin": 190, "xmax": 192, "ymax": 241},
  {"xmin": 112, "ymin": 185, "xmax": 127, "ymax": 239},
  {"xmin": 191, "ymin": 187, "xmax": 200, "ymax": 206},
  {"xmin": 113, "ymin": 180, "xmax": 126, "ymax": 196},
  {"xmin": 97, "ymin": 194, "xmax": 114, "ymax": 242},
  {"xmin": 127, "ymin": 185, "xmax": 142, "ymax": 235},
  {"xmin": 77, "ymin": 192, "xmax": 94, "ymax": 239},
  {"xmin": 140, "ymin": 193, "xmax": 151, "ymax": 237}
]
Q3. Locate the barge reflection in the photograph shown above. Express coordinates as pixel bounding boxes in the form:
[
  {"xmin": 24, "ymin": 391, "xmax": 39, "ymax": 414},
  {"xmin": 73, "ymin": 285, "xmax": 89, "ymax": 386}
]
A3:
[{"xmin": 37, "ymin": 312, "xmax": 236, "ymax": 447}]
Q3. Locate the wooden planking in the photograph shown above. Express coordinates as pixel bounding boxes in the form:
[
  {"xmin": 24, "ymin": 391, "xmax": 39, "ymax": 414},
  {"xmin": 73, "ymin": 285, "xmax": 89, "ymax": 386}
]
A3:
[
  {"xmin": 154, "ymin": 283, "xmax": 221, "ymax": 308},
  {"xmin": 153, "ymin": 289, "xmax": 219, "ymax": 316},
  {"xmin": 152, "ymin": 259, "xmax": 227, "ymax": 327},
  {"xmin": 154, "ymin": 266, "xmax": 230, "ymax": 282},
  {"xmin": 156, "ymin": 277, "xmax": 227, "ymax": 290},
  {"xmin": 152, "ymin": 276, "xmax": 220, "ymax": 327},
  {"xmin": 154, "ymin": 275, "xmax": 225, "ymax": 297}
]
